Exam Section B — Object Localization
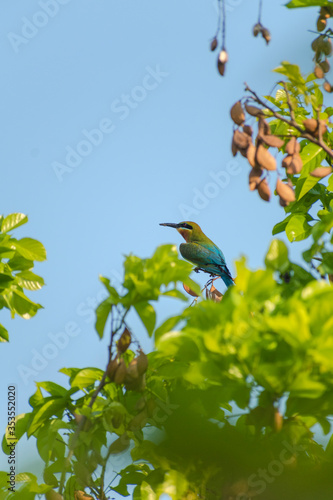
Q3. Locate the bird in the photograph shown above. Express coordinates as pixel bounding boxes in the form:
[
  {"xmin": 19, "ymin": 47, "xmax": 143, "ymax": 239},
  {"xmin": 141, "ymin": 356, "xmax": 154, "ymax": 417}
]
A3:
[{"xmin": 160, "ymin": 221, "xmax": 234, "ymax": 288}]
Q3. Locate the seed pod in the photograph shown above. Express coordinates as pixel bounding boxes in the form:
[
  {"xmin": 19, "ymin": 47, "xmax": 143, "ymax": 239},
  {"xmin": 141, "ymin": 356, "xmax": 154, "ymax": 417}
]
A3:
[
  {"xmin": 276, "ymin": 178, "xmax": 296, "ymax": 203},
  {"xmin": 261, "ymin": 135, "xmax": 284, "ymax": 148},
  {"xmin": 279, "ymin": 197, "xmax": 288, "ymax": 207},
  {"xmin": 231, "ymin": 136, "xmax": 238, "ymax": 156},
  {"xmin": 114, "ymin": 358, "xmax": 127, "ymax": 385},
  {"xmin": 249, "ymin": 168, "xmax": 262, "ymax": 191},
  {"xmin": 324, "ymin": 81, "xmax": 333, "ymax": 93},
  {"xmin": 322, "ymin": 40, "xmax": 332, "ymax": 56},
  {"xmin": 210, "ymin": 284, "xmax": 223, "ymax": 303},
  {"xmin": 314, "ymin": 65, "xmax": 324, "ymax": 79},
  {"xmin": 258, "ymin": 178, "xmax": 271, "ymax": 202},
  {"xmin": 310, "ymin": 166, "xmax": 333, "ymax": 178},
  {"xmin": 245, "ymin": 103, "xmax": 263, "ymax": 117},
  {"xmin": 243, "ymin": 125, "xmax": 253, "ymax": 137},
  {"xmin": 74, "ymin": 493, "xmax": 93, "ymax": 500},
  {"xmin": 183, "ymin": 283, "xmax": 199, "ymax": 297},
  {"xmin": 106, "ymin": 357, "xmax": 119, "ymax": 381},
  {"xmin": 108, "ymin": 433, "xmax": 130, "ymax": 454},
  {"xmin": 117, "ymin": 328, "xmax": 131, "ymax": 353},
  {"xmin": 256, "ymin": 144, "xmax": 276, "ymax": 171},
  {"xmin": 274, "ymin": 410, "xmax": 283, "ymax": 432},
  {"xmin": 125, "ymin": 373, "xmax": 146, "ymax": 391},
  {"xmin": 217, "ymin": 49, "xmax": 228, "ymax": 76},
  {"xmin": 128, "ymin": 410, "xmax": 148, "ymax": 431},
  {"xmin": 233, "ymin": 129, "xmax": 250, "ymax": 149},
  {"xmin": 258, "ymin": 118, "xmax": 271, "ymax": 135},
  {"xmin": 210, "ymin": 37, "xmax": 218, "ymax": 51},
  {"xmin": 136, "ymin": 350, "xmax": 148, "ymax": 375},
  {"xmin": 46, "ymin": 491, "xmax": 64, "ymax": 500},
  {"xmin": 247, "ymin": 142, "xmax": 256, "ymax": 167},
  {"xmin": 319, "ymin": 59, "xmax": 330, "ymax": 73},
  {"xmin": 320, "ymin": 7, "xmax": 333, "ymax": 18},
  {"xmin": 253, "ymin": 22, "xmax": 262, "ymax": 37},
  {"xmin": 262, "ymin": 28, "xmax": 271, "ymax": 45},
  {"xmin": 303, "ymin": 118, "xmax": 318, "ymax": 134},
  {"xmin": 317, "ymin": 17, "xmax": 327, "ymax": 32},
  {"xmin": 230, "ymin": 101, "xmax": 245, "ymax": 126},
  {"xmin": 282, "ymin": 155, "xmax": 293, "ymax": 170},
  {"xmin": 288, "ymin": 154, "xmax": 303, "ymax": 175},
  {"xmin": 285, "ymin": 136, "xmax": 300, "ymax": 155},
  {"xmin": 126, "ymin": 358, "xmax": 139, "ymax": 380}
]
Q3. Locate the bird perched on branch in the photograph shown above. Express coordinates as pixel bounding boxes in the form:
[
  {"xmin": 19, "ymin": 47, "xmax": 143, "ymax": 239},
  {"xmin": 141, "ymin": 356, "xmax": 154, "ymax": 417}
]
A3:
[{"xmin": 160, "ymin": 221, "xmax": 234, "ymax": 288}]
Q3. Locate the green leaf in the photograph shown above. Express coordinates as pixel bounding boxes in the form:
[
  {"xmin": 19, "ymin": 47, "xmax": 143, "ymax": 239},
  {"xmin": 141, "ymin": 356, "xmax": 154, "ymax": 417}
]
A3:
[
  {"xmin": 71, "ymin": 367, "xmax": 104, "ymax": 389},
  {"xmin": 286, "ymin": 0, "xmax": 331, "ymax": 7},
  {"xmin": 95, "ymin": 297, "xmax": 113, "ymax": 339},
  {"xmin": 134, "ymin": 301, "xmax": 156, "ymax": 336},
  {"xmin": 28, "ymin": 399, "xmax": 67, "ymax": 437},
  {"xmin": 0, "ymin": 213, "xmax": 28, "ymax": 233},
  {"xmin": 9, "ymin": 289, "xmax": 42, "ymax": 319},
  {"xmin": 10, "ymin": 238, "xmax": 46, "ymax": 262},
  {"xmin": 37, "ymin": 381, "xmax": 68, "ymax": 397},
  {"xmin": 265, "ymin": 239, "xmax": 289, "ymax": 272},
  {"xmin": 16, "ymin": 271, "xmax": 45, "ymax": 291},
  {"xmin": 0, "ymin": 323, "xmax": 8, "ymax": 342},
  {"xmin": 285, "ymin": 214, "xmax": 312, "ymax": 242},
  {"xmin": 290, "ymin": 374, "xmax": 326, "ymax": 398}
]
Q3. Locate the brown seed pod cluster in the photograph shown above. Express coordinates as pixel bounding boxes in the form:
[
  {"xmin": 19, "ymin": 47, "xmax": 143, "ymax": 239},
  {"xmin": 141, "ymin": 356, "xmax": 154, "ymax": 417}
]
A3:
[
  {"xmin": 107, "ymin": 349, "xmax": 148, "ymax": 392},
  {"xmin": 230, "ymin": 100, "xmax": 299, "ymax": 206},
  {"xmin": 303, "ymin": 118, "xmax": 327, "ymax": 138},
  {"xmin": 311, "ymin": 7, "xmax": 333, "ymax": 91},
  {"xmin": 252, "ymin": 22, "xmax": 271, "ymax": 45}
]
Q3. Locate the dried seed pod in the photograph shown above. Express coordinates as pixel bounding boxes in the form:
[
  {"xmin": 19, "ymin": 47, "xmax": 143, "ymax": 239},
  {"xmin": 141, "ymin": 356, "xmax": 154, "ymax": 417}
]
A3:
[
  {"xmin": 245, "ymin": 103, "xmax": 264, "ymax": 117},
  {"xmin": 285, "ymin": 137, "xmax": 300, "ymax": 155},
  {"xmin": 117, "ymin": 328, "xmax": 131, "ymax": 353},
  {"xmin": 125, "ymin": 373, "xmax": 146, "ymax": 391},
  {"xmin": 210, "ymin": 284, "xmax": 223, "ymax": 303},
  {"xmin": 46, "ymin": 490, "xmax": 64, "ymax": 500},
  {"xmin": 136, "ymin": 350, "xmax": 148, "ymax": 375},
  {"xmin": 322, "ymin": 40, "xmax": 332, "ymax": 56},
  {"xmin": 256, "ymin": 144, "xmax": 276, "ymax": 171},
  {"xmin": 288, "ymin": 154, "xmax": 303, "ymax": 175},
  {"xmin": 319, "ymin": 59, "xmax": 330, "ymax": 73},
  {"xmin": 310, "ymin": 166, "xmax": 333, "ymax": 178},
  {"xmin": 243, "ymin": 125, "xmax": 253, "ymax": 137},
  {"xmin": 233, "ymin": 129, "xmax": 250, "ymax": 149},
  {"xmin": 314, "ymin": 65, "xmax": 325, "ymax": 79},
  {"xmin": 258, "ymin": 178, "xmax": 271, "ymax": 201},
  {"xmin": 261, "ymin": 135, "xmax": 284, "ymax": 148},
  {"xmin": 230, "ymin": 101, "xmax": 245, "ymax": 126},
  {"xmin": 262, "ymin": 28, "xmax": 271, "ymax": 45},
  {"xmin": 276, "ymin": 178, "xmax": 296, "ymax": 203},
  {"xmin": 231, "ymin": 137, "xmax": 238, "ymax": 156},
  {"xmin": 249, "ymin": 167, "xmax": 263, "ymax": 191},
  {"xmin": 320, "ymin": 7, "xmax": 333, "ymax": 18},
  {"xmin": 217, "ymin": 49, "xmax": 228, "ymax": 76},
  {"xmin": 128, "ymin": 409, "xmax": 148, "ymax": 431},
  {"xmin": 106, "ymin": 357, "xmax": 119, "ymax": 381},
  {"xmin": 282, "ymin": 155, "xmax": 293, "ymax": 170},
  {"xmin": 246, "ymin": 142, "xmax": 256, "ymax": 167},
  {"xmin": 126, "ymin": 358, "xmax": 139, "ymax": 380},
  {"xmin": 258, "ymin": 118, "xmax": 271, "ymax": 135},
  {"xmin": 303, "ymin": 118, "xmax": 318, "ymax": 134},
  {"xmin": 183, "ymin": 283, "xmax": 199, "ymax": 297},
  {"xmin": 317, "ymin": 17, "xmax": 327, "ymax": 32},
  {"xmin": 324, "ymin": 81, "xmax": 333, "ymax": 93},
  {"xmin": 114, "ymin": 358, "xmax": 127, "ymax": 385},
  {"xmin": 279, "ymin": 197, "xmax": 288, "ymax": 207},
  {"xmin": 210, "ymin": 37, "xmax": 218, "ymax": 51},
  {"xmin": 74, "ymin": 492, "xmax": 93, "ymax": 500},
  {"xmin": 274, "ymin": 410, "xmax": 283, "ymax": 432},
  {"xmin": 253, "ymin": 22, "xmax": 262, "ymax": 37}
]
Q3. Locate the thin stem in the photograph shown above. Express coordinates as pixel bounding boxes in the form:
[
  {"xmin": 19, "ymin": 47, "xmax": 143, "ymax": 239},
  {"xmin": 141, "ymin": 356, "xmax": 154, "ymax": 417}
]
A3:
[
  {"xmin": 221, "ymin": 0, "xmax": 226, "ymax": 48},
  {"xmin": 214, "ymin": 0, "xmax": 222, "ymax": 38},
  {"xmin": 282, "ymin": 82, "xmax": 295, "ymax": 122},
  {"xmin": 258, "ymin": 0, "xmax": 263, "ymax": 23},
  {"xmin": 244, "ymin": 83, "xmax": 333, "ymax": 160}
]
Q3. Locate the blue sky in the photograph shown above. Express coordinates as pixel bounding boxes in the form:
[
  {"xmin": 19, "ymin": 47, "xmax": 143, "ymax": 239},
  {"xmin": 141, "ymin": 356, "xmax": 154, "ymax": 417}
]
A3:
[{"xmin": 0, "ymin": 0, "xmax": 317, "ymax": 493}]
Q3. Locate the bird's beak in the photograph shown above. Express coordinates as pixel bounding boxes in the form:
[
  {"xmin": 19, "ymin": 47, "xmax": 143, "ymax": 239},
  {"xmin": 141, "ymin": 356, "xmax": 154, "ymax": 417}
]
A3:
[{"xmin": 159, "ymin": 222, "xmax": 179, "ymax": 228}]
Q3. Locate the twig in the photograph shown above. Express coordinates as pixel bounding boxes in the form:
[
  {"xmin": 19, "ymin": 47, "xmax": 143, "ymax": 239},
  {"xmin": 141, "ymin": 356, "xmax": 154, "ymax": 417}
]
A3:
[
  {"xmin": 282, "ymin": 82, "xmax": 295, "ymax": 122},
  {"xmin": 244, "ymin": 83, "xmax": 333, "ymax": 160},
  {"xmin": 58, "ymin": 306, "xmax": 130, "ymax": 495},
  {"xmin": 221, "ymin": 0, "xmax": 226, "ymax": 48},
  {"xmin": 258, "ymin": 0, "xmax": 263, "ymax": 23}
]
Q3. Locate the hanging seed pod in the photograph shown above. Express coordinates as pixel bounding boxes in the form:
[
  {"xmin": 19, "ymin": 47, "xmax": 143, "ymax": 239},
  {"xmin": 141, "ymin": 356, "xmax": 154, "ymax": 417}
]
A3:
[
  {"xmin": 74, "ymin": 492, "xmax": 93, "ymax": 500},
  {"xmin": 320, "ymin": 6, "xmax": 333, "ymax": 18},
  {"xmin": 114, "ymin": 358, "xmax": 127, "ymax": 385},
  {"xmin": 183, "ymin": 283, "xmax": 199, "ymax": 297},
  {"xmin": 319, "ymin": 59, "xmax": 330, "ymax": 73},
  {"xmin": 276, "ymin": 178, "xmax": 296, "ymax": 204},
  {"xmin": 253, "ymin": 22, "xmax": 262, "ymax": 37},
  {"xmin": 310, "ymin": 166, "xmax": 333, "ymax": 178},
  {"xmin": 117, "ymin": 328, "xmax": 131, "ymax": 353},
  {"xmin": 314, "ymin": 65, "xmax": 325, "ymax": 79},
  {"xmin": 285, "ymin": 137, "xmax": 300, "ymax": 155},
  {"xmin": 287, "ymin": 154, "xmax": 303, "ymax": 175},
  {"xmin": 303, "ymin": 118, "xmax": 318, "ymax": 134},
  {"xmin": 217, "ymin": 49, "xmax": 228, "ymax": 76},
  {"xmin": 210, "ymin": 284, "xmax": 223, "ymax": 303},
  {"xmin": 233, "ymin": 129, "xmax": 250, "ymax": 149},
  {"xmin": 279, "ymin": 197, "xmax": 287, "ymax": 207},
  {"xmin": 261, "ymin": 135, "xmax": 284, "ymax": 148},
  {"xmin": 231, "ymin": 137, "xmax": 238, "ymax": 157},
  {"xmin": 210, "ymin": 37, "xmax": 218, "ymax": 51},
  {"xmin": 126, "ymin": 358, "xmax": 139, "ymax": 380},
  {"xmin": 230, "ymin": 101, "xmax": 245, "ymax": 126},
  {"xmin": 256, "ymin": 144, "xmax": 276, "ymax": 171},
  {"xmin": 322, "ymin": 40, "xmax": 332, "ymax": 56},
  {"xmin": 258, "ymin": 118, "xmax": 271, "ymax": 135},
  {"xmin": 243, "ymin": 125, "xmax": 253, "ymax": 137},
  {"xmin": 249, "ymin": 168, "xmax": 263, "ymax": 191},
  {"xmin": 317, "ymin": 17, "xmax": 327, "ymax": 32},
  {"xmin": 324, "ymin": 81, "xmax": 333, "ymax": 93},
  {"xmin": 247, "ymin": 142, "xmax": 256, "ymax": 167},
  {"xmin": 258, "ymin": 178, "xmax": 271, "ymax": 201},
  {"xmin": 128, "ymin": 409, "xmax": 148, "ymax": 432},
  {"xmin": 245, "ymin": 103, "xmax": 264, "ymax": 117},
  {"xmin": 261, "ymin": 28, "xmax": 271, "ymax": 45},
  {"xmin": 136, "ymin": 350, "xmax": 148, "ymax": 375},
  {"xmin": 106, "ymin": 357, "xmax": 119, "ymax": 381}
]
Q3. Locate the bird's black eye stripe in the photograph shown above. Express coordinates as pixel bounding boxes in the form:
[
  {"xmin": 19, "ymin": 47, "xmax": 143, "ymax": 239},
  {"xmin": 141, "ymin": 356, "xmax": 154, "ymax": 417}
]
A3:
[{"xmin": 179, "ymin": 223, "xmax": 193, "ymax": 230}]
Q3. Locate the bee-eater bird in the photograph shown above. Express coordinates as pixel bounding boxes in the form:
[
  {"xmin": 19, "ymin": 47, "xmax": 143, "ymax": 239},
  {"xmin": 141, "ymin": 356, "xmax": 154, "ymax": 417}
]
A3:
[{"xmin": 160, "ymin": 221, "xmax": 234, "ymax": 288}]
